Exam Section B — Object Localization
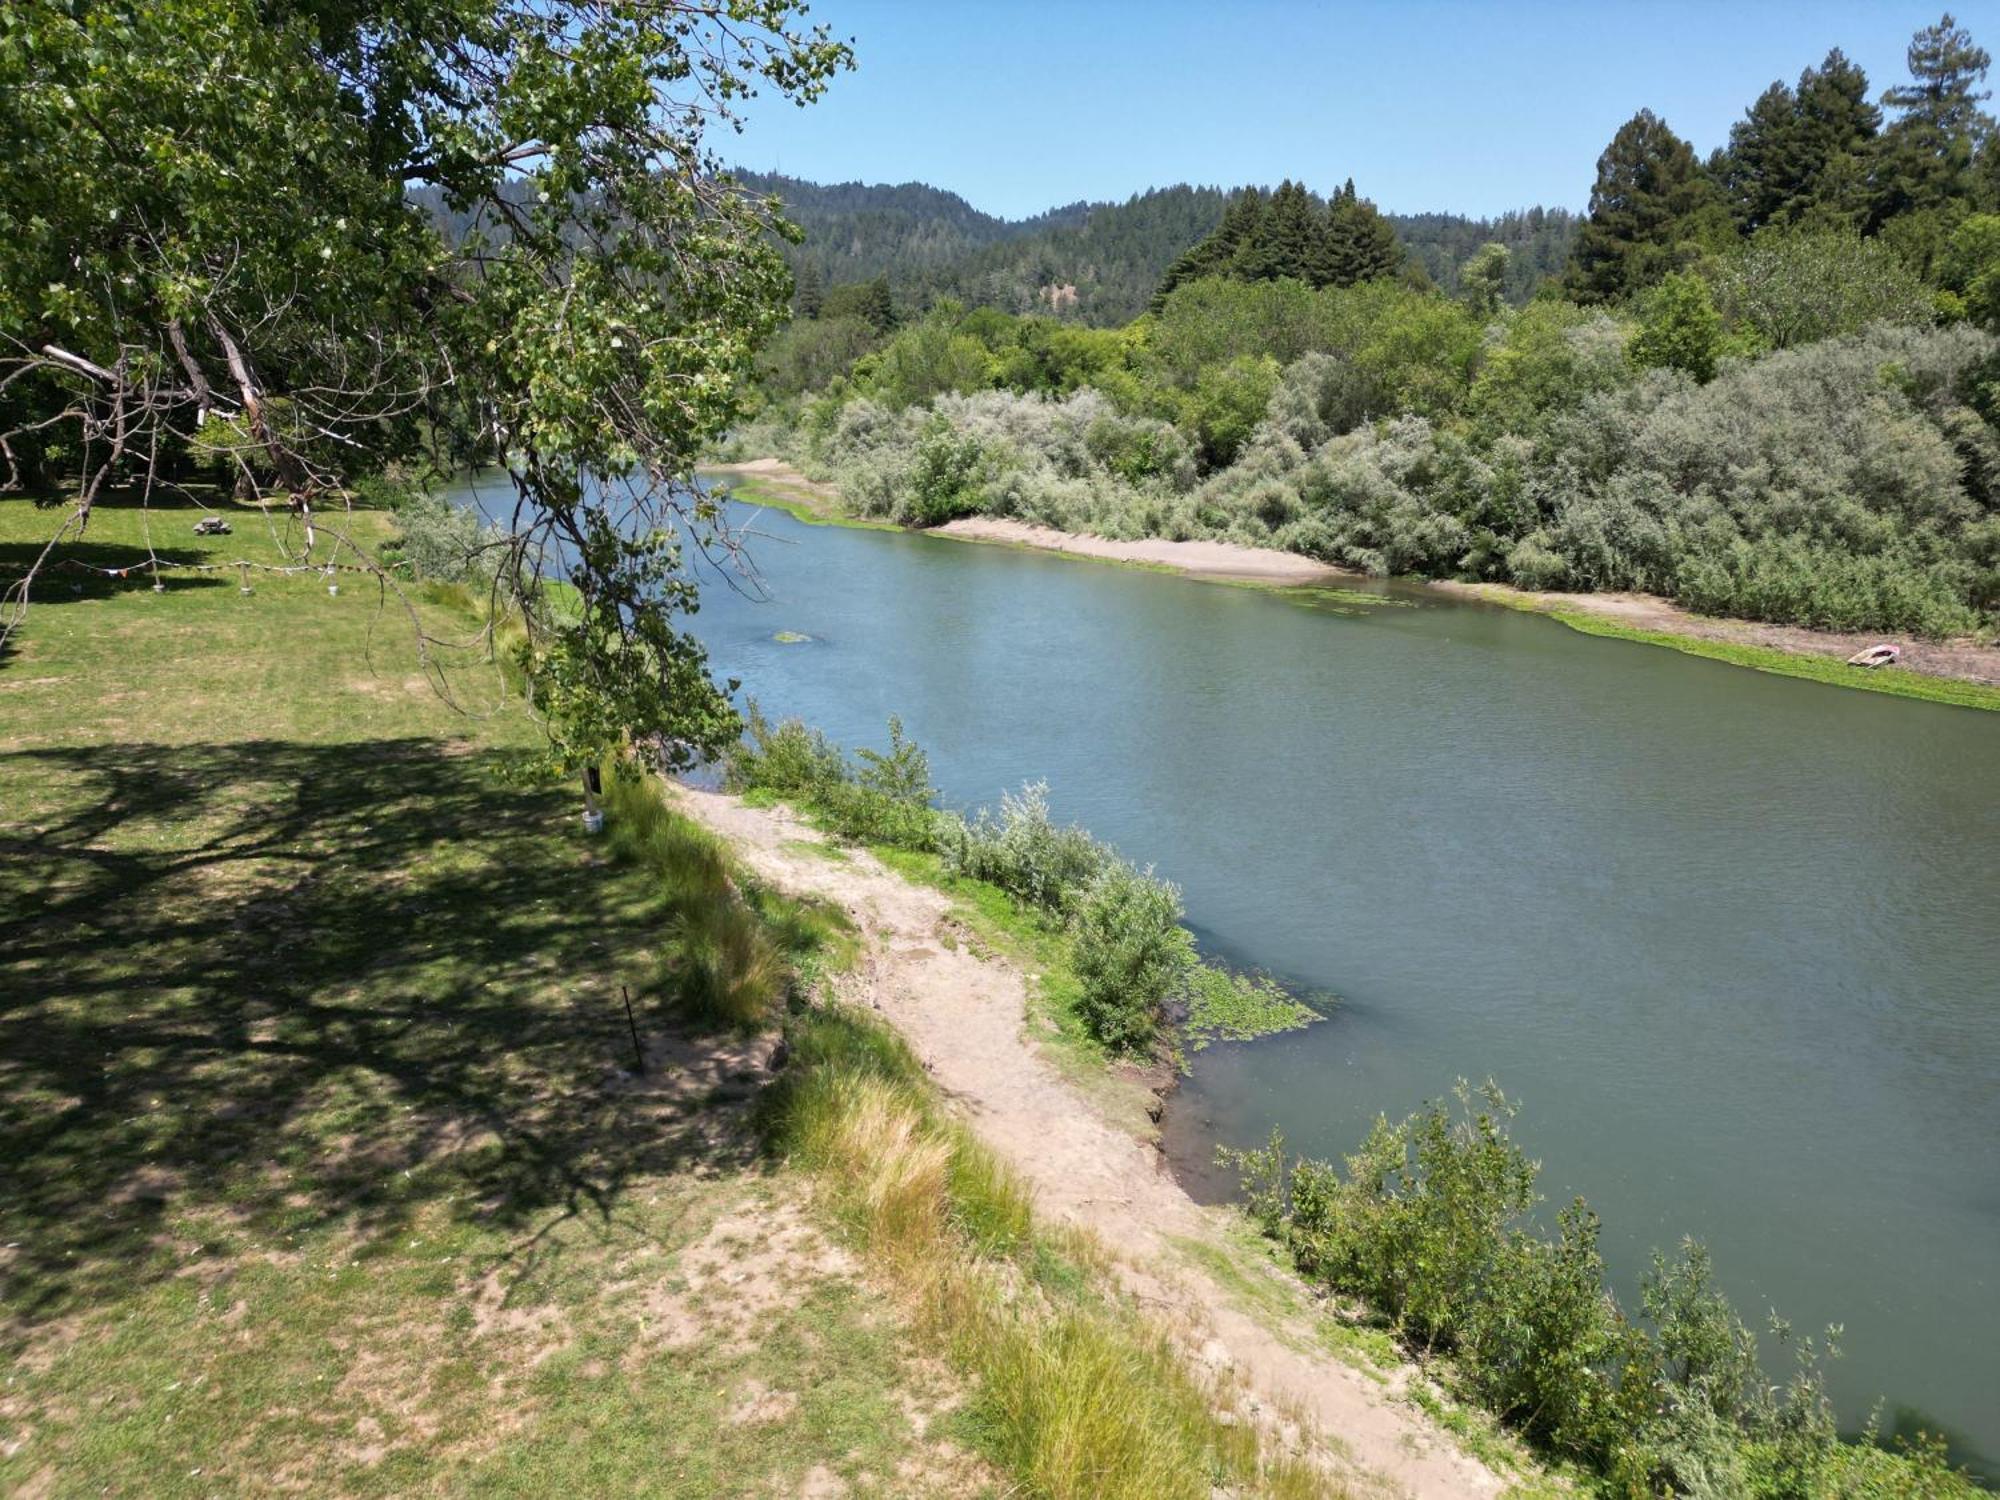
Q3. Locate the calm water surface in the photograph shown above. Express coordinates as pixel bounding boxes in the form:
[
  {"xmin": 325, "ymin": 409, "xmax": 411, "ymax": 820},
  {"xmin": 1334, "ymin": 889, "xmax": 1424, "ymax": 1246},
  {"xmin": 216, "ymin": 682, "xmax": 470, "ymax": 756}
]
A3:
[{"xmin": 453, "ymin": 477, "xmax": 2000, "ymax": 1468}]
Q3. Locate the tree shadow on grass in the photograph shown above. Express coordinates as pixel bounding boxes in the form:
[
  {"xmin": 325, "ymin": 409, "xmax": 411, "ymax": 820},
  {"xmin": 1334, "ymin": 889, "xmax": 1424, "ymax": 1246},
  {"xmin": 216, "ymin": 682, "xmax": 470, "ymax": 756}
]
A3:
[{"xmin": 0, "ymin": 738, "xmax": 761, "ymax": 1336}]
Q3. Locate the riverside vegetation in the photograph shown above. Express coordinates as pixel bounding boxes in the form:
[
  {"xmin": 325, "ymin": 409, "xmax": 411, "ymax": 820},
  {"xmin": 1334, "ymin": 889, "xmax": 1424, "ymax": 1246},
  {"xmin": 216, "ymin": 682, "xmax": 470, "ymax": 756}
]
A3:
[
  {"xmin": 724, "ymin": 707, "xmax": 1317, "ymax": 1057},
  {"xmin": 722, "ymin": 16, "xmax": 2000, "ymax": 645},
  {"xmin": 715, "ymin": 705, "xmax": 1982, "ymax": 1498},
  {"xmin": 1226, "ymin": 1097, "xmax": 1978, "ymax": 1499},
  {"xmin": 378, "ymin": 485, "xmax": 1989, "ymax": 1495}
]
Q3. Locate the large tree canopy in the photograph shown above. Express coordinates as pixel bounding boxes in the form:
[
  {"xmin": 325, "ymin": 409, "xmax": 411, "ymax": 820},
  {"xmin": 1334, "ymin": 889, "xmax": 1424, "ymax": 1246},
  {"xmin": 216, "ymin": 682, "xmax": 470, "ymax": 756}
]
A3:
[
  {"xmin": 0, "ymin": 0, "xmax": 851, "ymax": 767},
  {"xmin": 1565, "ymin": 109, "xmax": 1728, "ymax": 303}
]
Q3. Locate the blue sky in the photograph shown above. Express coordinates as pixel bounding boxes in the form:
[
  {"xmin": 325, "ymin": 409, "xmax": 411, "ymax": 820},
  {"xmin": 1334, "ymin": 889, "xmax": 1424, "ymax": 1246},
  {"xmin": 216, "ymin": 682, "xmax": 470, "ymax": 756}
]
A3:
[{"xmin": 732, "ymin": 0, "xmax": 2000, "ymax": 219}]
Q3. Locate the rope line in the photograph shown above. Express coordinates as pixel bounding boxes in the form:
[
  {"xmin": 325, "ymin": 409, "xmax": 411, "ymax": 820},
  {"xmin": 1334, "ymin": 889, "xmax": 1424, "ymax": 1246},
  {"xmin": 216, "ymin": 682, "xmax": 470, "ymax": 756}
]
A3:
[{"xmin": 2, "ymin": 557, "xmax": 403, "ymax": 583}]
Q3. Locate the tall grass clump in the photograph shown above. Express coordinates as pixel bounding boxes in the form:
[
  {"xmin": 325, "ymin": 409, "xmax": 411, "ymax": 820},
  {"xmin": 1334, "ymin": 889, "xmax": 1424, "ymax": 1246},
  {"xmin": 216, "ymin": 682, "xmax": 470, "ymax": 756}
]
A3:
[
  {"xmin": 1227, "ymin": 1084, "xmax": 1981, "ymax": 1497},
  {"xmin": 665, "ymin": 898, "xmax": 788, "ymax": 1029},
  {"xmin": 598, "ymin": 764, "xmax": 791, "ymax": 1030},
  {"xmin": 761, "ymin": 1005, "xmax": 1330, "ymax": 1500}
]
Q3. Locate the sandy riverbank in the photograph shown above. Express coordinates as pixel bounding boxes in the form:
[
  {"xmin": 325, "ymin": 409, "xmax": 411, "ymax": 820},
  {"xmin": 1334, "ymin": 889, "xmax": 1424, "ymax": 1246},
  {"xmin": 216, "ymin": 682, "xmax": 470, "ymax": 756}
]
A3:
[
  {"xmin": 704, "ymin": 459, "xmax": 1342, "ymax": 582},
  {"xmin": 935, "ymin": 515, "xmax": 1345, "ymax": 583},
  {"xmin": 704, "ymin": 457, "xmax": 2000, "ymax": 696},
  {"xmin": 1435, "ymin": 580, "xmax": 2000, "ymax": 689},
  {"xmin": 670, "ymin": 779, "xmax": 1510, "ymax": 1500}
]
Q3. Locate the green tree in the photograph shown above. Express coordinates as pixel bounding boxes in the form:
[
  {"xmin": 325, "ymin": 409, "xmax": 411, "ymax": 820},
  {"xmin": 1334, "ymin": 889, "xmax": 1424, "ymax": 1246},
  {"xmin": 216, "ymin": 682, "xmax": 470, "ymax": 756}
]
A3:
[
  {"xmin": 1153, "ymin": 188, "xmax": 1268, "ymax": 307},
  {"xmin": 1567, "ymin": 110, "xmax": 1731, "ymax": 303},
  {"xmin": 1712, "ymin": 230, "xmax": 1935, "ymax": 348},
  {"xmin": 823, "ymin": 276, "xmax": 896, "ymax": 333},
  {"xmin": 1459, "ymin": 243, "xmax": 1510, "ymax": 319},
  {"xmin": 1181, "ymin": 355, "xmax": 1281, "ymax": 469},
  {"xmin": 1716, "ymin": 52, "xmax": 1881, "ymax": 234},
  {"xmin": 1718, "ymin": 80, "xmax": 1808, "ymax": 234},
  {"xmin": 1253, "ymin": 179, "xmax": 1334, "ymax": 285},
  {"xmin": 1871, "ymin": 13, "xmax": 1994, "ymax": 227},
  {"xmin": 0, "ymin": 0, "xmax": 850, "ymax": 772},
  {"xmin": 1940, "ymin": 213, "xmax": 2000, "ymax": 327},
  {"xmin": 794, "ymin": 260, "xmax": 826, "ymax": 320},
  {"xmin": 1325, "ymin": 179, "xmax": 1404, "ymax": 286},
  {"xmin": 860, "ymin": 309, "xmax": 992, "ymax": 408},
  {"xmin": 1793, "ymin": 49, "xmax": 1881, "ymax": 227},
  {"xmin": 1628, "ymin": 272, "xmax": 1725, "ymax": 382}
]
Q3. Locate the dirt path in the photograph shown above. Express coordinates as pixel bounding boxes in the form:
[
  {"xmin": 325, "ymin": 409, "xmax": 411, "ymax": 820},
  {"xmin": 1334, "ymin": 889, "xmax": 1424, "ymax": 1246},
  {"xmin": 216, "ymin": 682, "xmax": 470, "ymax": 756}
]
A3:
[{"xmin": 670, "ymin": 782, "xmax": 1506, "ymax": 1500}]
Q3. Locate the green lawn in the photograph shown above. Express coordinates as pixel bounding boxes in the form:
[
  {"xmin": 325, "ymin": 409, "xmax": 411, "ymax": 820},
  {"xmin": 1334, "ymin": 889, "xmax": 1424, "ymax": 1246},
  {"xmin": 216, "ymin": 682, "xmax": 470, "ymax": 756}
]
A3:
[{"xmin": 0, "ymin": 494, "xmax": 991, "ymax": 1497}]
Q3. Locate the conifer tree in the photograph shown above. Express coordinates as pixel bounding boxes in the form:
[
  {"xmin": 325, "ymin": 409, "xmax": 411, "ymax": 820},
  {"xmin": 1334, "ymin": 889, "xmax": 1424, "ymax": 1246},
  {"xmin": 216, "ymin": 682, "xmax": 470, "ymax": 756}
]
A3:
[
  {"xmin": 1153, "ymin": 188, "xmax": 1267, "ymax": 306},
  {"xmin": 1793, "ymin": 49, "xmax": 1881, "ymax": 226},
  {"xmin": 1324, "ymin": 180, "xmax": 1404, "ymax": 286},
  {"xmin": 1258, "ymin": 180, "xmax": 1333, "ymax": 284},
  {"xmin": 1566, "ymin": 110, "xmax": 1727, "ymax": 302},
  {"xmin": 1718, "ymin": 81, "xmax": 1805, "ymax": 234},
  {"xmin": 1716, "ymin": 52, "xmax": 1880, "ymax": 233},
  {"xmin": 794, "ymin": 259, "xmax": 825, "ymax": 319},
  {"xmin": 1870, "ymin": 13, "xmax": 1994, "ymax": 226}
]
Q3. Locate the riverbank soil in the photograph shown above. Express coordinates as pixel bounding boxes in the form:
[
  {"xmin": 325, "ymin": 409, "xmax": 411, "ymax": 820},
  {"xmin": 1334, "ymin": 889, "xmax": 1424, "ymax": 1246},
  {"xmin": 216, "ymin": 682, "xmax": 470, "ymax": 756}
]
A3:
[
  {"xmin": 1435, "ymin": 580, "xmax": 2000, "ymax": 688},
  {"xmin": 709, "ymin": 456, "xmax": 2000, "ymax": 692},
  {"xmin": 703, "ymin": 457, "xmax": 846, "ymax": 520},
  {"xmin": 669, "ymin": 782, "xmax": 1509, "ymax": 1500}
]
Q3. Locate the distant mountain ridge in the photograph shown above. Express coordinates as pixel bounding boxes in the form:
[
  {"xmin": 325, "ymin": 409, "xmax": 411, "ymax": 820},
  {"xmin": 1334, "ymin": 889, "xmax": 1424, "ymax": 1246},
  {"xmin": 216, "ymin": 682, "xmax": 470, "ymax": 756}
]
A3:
[{"xmin": 733, "ymin": 170, "xmax": 1578, "ymax": 323}]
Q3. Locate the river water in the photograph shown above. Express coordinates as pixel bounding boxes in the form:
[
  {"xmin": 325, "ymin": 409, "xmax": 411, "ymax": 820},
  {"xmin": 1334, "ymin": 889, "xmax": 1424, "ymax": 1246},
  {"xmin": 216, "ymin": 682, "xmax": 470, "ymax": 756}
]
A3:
[{"xmin": 451, "ymin": 476, "xmax": 2000, "ymax": 1469}]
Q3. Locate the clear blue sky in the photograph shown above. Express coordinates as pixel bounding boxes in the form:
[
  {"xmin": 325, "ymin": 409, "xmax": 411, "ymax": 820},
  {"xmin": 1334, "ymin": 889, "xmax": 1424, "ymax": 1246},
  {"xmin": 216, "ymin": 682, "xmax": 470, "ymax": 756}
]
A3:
[{"xmin": 733, "ymin": 0, "xmax": 2000, "ymax": 219}]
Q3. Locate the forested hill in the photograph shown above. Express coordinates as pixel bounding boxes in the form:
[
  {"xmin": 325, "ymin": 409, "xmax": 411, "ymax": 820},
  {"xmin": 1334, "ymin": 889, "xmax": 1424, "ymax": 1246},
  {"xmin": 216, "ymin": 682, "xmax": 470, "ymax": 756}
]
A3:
[
  {"xmin": 1393, "ymin": 207, "xmax": 1581, "ymax": 304},
  {"xmin": 735, "ymin": 170, "xmax": 1576, "ymax": 324},
  {"xmin": 730, "ymin": 169, "xmax": 1093, "ymax": 283}
]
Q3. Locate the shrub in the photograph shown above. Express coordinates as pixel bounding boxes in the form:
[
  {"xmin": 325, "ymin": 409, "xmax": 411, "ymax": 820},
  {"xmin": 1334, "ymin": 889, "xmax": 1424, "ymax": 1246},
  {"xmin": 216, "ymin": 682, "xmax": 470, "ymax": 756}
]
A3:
[
  {"xmin": 727, "ymin": 706, "xmax": 940, "ymax": 847},
  {"xmin": 906, "ymin": 413, "xmax": 995, "ymax": 524},
  {"xmin": 1713, "ymin": 230, "xmax": 1935, "ymax": 350},
  {"xmin": 936, "ymin": 780, "xmax": 1109, "ymax": 914},
  {"xmin": 1069, "ymin": 863, "xmax": 1194, "ymax": 1052},
  {"xmin": 382, "ymin": 487, "xmax": 502, "ymax": 584},
  {"xmin": 1218, "ymin": 1085, "xmax": 1978, "ymax": 1494}
]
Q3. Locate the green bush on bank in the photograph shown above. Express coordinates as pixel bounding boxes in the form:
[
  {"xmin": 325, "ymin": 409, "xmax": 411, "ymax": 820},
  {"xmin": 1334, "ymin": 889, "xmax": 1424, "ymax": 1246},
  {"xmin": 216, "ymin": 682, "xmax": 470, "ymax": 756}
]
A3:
[
  {"xmin": 1227, "ymin": 1086, "xmax": 1979, "ymax": 1498},
  {"xmin": 727, "ymin": 709, "xmax": 1308, "ymax": 1056}
]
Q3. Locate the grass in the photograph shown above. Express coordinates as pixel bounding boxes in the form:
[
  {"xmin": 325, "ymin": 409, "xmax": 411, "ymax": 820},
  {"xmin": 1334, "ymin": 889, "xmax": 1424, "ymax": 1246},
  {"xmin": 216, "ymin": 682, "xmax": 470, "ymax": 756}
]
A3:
[
  {"xmin": 702, "ymin": 470, "xmax": 903, "ymax": 532},
  {"xmin": 759, "ymin": 1003, "xmax": 1336, "ymax": 1500},
  {"xmin": 1452, "ymin": 581, "xmax": 2000, "ymax": 713},
  {"xmin": 0, "ymin": 492, "xmax": 994, "ymax": 1496},
  {"xmin": 3, "ymin": 489, "xmax": 1338, "ymax": 1496},
  {"xmin": 1541, "ymin": 606, "xmax": 2000, "ymax": 712}
]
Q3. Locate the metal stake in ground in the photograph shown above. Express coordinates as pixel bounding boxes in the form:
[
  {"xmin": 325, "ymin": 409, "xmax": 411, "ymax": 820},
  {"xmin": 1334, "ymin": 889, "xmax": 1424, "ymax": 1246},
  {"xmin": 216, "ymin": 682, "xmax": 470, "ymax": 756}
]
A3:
[{"xmin": 621, "ymin": 984, "xmax": 646, "ymax": 1075}]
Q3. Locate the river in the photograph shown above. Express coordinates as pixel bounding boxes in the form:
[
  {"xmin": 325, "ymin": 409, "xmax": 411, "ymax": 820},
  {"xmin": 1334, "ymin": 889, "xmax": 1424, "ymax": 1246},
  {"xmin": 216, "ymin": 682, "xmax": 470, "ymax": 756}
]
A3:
[{"xmin": 452, "ymin": 476, "xmax": 2000, "ymax": 1471}]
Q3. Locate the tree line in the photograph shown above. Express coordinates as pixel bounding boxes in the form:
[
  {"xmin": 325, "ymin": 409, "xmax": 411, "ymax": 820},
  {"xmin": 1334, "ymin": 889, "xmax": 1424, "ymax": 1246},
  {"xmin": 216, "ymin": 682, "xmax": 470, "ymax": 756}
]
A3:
[{"xmin": 733, "ymin": 13, "xmax": 2000, "ymax": 642}]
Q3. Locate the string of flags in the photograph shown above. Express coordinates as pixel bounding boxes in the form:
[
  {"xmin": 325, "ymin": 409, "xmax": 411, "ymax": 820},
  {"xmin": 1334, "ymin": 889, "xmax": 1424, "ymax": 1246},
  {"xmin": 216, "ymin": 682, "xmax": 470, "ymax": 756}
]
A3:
[
  {"xmin": 31, "ymin": 556, "xmax": 390, "ymax": 579},
  {"xmin": 2, "ymin": 556, "xmax": 410, "ymax": 596}
]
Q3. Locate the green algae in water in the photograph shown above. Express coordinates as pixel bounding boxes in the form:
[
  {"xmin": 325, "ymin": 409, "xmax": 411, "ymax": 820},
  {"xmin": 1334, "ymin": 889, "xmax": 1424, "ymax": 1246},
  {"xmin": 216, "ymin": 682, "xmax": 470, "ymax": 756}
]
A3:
[
  {"xmin": 1184, "ymin": 968, "xmax": 1322, "ymax": 1052},
  {"xmin": 773, "ymin": 630, "xmax": 813, "ymax": 644}
]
